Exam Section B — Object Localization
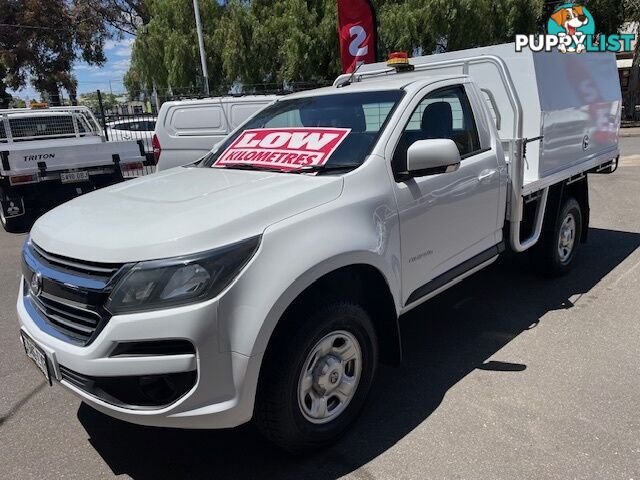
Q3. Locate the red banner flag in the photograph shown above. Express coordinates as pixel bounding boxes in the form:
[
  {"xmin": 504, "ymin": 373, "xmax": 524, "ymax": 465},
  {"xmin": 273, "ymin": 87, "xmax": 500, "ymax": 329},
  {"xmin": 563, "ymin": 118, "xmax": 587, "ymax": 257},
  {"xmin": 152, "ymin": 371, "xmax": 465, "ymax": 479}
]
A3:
[{"xmin": 337, "ymin": 0, "xmax": 378, "ymax": 73}]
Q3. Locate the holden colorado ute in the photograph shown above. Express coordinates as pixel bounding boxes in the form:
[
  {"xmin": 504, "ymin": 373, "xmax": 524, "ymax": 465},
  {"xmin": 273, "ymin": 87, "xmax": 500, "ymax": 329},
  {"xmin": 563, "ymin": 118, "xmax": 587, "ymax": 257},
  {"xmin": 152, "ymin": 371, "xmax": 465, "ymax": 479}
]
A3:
[{"xmin": 16, "ymin": 44, "xmax": 620, "ymax": 451}]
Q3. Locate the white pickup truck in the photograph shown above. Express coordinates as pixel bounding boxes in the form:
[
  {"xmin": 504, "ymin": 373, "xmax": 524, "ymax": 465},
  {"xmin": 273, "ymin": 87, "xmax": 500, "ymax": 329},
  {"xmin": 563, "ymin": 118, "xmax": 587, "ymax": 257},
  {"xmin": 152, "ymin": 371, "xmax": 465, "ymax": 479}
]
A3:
[
  {"xmin": 16, "ymin": 45, "xmax": 620, "ymax": 451},
  {"xmin": 0, "ymin": 106, "xmax": 147, "ymax": 231}
]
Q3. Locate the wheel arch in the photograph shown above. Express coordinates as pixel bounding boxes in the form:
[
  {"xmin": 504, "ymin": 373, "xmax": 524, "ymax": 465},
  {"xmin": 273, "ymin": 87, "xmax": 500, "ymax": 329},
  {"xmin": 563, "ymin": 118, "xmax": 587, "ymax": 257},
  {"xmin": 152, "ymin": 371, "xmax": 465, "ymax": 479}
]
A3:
[
  {"xmin": 563, "ymin": 176, "xmax": 589, "ymax": 243},
  {"xmin": 258, "ymin": 260, "xmax": 402, "ymax": 368},
  {"xmin": 542, "ymin": 176, "xmax": 589, "ymax": 243}
]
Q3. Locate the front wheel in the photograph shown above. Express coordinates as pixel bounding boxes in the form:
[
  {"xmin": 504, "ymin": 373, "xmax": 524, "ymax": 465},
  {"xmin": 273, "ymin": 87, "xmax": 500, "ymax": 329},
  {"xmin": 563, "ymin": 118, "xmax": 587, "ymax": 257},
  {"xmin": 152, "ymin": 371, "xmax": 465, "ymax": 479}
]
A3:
[
  {"xmin": 254, "ymin": 300, "xmax": 378, "ymax": 452},
  {"xmin": 532, "ymin": 196, "xmax": 582, "ymax": 276}
]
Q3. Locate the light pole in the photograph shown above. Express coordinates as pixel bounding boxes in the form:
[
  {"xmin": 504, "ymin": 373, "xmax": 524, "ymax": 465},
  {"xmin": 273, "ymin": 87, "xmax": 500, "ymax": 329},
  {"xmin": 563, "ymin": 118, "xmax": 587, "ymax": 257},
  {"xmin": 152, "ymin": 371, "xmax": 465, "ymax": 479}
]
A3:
[{"xmin": 193, "ymin": 0, "xmax": 210, "ymax": 96}]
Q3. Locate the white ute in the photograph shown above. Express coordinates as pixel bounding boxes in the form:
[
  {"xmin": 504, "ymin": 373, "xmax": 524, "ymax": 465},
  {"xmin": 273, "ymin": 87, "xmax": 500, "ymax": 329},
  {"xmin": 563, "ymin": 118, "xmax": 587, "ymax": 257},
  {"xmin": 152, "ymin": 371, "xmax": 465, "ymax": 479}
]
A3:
[
  {"xmin": 16, "ymin": 44, "xmax": 620, "ymax": 451},
  {"xmin": 0, "ymin": 106, "xmax": 146, "ymax": 232}
]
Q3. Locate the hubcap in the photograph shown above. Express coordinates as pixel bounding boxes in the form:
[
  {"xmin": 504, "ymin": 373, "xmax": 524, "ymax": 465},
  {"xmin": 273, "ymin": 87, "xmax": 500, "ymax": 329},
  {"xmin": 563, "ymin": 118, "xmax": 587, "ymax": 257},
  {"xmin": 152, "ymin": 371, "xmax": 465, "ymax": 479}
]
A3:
[
  {"xmin": 558, "ymin": 213, "xmax": 576, "ymax": 263},
  {"xmin": 297, "ymin": 330, "xmax": 362, "ymax": 424}
]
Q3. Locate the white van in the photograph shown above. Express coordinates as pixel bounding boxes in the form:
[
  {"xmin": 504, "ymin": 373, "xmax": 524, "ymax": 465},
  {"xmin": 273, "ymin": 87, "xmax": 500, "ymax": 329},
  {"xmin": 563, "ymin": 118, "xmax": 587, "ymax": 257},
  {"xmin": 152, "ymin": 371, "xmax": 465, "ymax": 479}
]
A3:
[{"xmin": 153, "ymin": 96, "xmax": 278, "ymax": 170}]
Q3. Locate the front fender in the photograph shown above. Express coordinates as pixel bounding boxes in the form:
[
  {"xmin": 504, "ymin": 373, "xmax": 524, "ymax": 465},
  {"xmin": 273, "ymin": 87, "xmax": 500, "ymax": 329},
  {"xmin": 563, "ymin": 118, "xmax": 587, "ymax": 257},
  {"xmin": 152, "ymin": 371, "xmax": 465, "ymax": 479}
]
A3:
[{"xmin": 217, "ymin": 161, "xmax": 402, "ymax": 358}]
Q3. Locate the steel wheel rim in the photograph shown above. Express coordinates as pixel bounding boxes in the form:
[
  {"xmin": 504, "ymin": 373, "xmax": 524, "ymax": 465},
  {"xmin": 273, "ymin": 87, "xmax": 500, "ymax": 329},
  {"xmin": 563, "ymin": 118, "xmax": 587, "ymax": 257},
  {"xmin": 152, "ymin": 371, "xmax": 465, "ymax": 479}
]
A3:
[
  {"xmin": 558, "ymin": 213, "xmax": 576, "ymax": 263},
  {"xmin": 297, "ymin": 330, "xmax": 362, "ymax": 424}
]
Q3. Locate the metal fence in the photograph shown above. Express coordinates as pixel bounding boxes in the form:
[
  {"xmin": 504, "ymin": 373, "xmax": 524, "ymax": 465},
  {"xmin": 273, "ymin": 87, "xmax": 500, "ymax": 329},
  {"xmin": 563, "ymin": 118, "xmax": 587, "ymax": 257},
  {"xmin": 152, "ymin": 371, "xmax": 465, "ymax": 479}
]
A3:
[{"xmin": 95, "ymin": 90, "xmax": 157, "ymax": 177}]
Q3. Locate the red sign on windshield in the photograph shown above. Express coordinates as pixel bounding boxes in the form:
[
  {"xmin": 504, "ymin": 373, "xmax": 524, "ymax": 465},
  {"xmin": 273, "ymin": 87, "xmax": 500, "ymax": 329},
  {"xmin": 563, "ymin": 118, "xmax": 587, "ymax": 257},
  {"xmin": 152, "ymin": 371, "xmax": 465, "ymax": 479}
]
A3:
[{"xmin": 213, "ymin": 127, "xmax": 351, "ymax": 171}]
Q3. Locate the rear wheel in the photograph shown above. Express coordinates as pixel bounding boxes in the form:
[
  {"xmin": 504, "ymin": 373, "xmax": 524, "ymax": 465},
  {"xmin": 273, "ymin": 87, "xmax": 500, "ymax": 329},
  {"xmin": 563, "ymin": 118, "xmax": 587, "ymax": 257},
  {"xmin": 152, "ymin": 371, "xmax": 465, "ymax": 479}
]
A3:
[
  {"xmin": 532, "ymin": 196, "xmax": 582, "ymax": 276},
  {"xmin": 254, "ymin": 300, "xmax": 378, "ymax": 452}
]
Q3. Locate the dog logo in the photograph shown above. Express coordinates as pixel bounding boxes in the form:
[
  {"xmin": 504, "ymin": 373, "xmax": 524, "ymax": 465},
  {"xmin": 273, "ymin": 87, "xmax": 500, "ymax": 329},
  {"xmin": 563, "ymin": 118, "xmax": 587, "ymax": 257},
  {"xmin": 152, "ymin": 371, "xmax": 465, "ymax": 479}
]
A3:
[
  {"xmin": 548, "ymin": 4, "xmax": 595, "ymax": 53},
  {"xmin": 516, "ymin": 3, "xmax": 634, "ymax": 54}
]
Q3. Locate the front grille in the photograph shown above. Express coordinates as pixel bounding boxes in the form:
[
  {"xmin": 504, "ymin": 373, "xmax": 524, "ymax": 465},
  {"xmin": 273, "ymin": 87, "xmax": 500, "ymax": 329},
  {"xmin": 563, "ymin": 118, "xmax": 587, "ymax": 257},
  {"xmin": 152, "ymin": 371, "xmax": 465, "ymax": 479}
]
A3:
[
  {"xmin": 22, "ymin": 240, "xmax": 126, "ymax": 346},
  {"xmin": 29, "ymin": 292, "xmax": 103, "ymax": 344},
  {"xmin": 30, "ymin": 241, "xmax": 122, "ymax": 278}
]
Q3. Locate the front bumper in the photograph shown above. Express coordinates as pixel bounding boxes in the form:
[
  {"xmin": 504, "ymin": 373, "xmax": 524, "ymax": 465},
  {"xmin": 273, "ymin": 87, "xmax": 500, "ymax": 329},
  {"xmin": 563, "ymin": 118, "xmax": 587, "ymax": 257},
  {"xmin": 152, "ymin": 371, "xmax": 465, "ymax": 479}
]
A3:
[{"xmin": 17, "ymin": 281, "xmax": 262, "ymax": 429}]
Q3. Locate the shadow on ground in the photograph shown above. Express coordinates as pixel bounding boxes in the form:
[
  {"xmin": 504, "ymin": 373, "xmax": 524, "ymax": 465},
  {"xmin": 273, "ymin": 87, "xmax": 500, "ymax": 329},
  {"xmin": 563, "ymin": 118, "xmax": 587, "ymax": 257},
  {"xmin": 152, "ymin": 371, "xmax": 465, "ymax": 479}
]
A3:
[{"xmin": 77, "ymin": 227, "xmax": 640, "ymax": 480}]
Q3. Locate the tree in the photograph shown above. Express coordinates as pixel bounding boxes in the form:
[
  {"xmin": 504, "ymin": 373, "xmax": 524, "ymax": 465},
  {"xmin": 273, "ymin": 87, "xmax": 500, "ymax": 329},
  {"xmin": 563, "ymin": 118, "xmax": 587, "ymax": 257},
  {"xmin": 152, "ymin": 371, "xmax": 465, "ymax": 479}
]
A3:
[
  {"xmin": 124, "ymin": 0, "xmax": 636, "ymax": 97},
  {"xmin": 9, "ymin": 97, "xmax": 26, "ymax": 108},
  {"xmin": 0, "ymin": 0, "xmax": 109, "ymax": 105},
  {"xmin": 213, "ymin": 0, "xmax": 340, "ymax": 86},
  {"xmin": 124, "ymin": 0, "xmax": 222, "ymax": 96},
  {"xmin": 77, "ymin": 91, "xmax": 120, "ymax": 113},
  {"xmin": 379, "ymin": 0, "xmax": 544, "ymax": 54},
  {"xmin": 85, "ymin": 0, "xmax": 150, "ymax": 37},
  {"xmin": 127, "ymin": 0, "xmax": 550, "ymax": 94},
  {"xmin": 0, "ymin": 62, "xmax": 12, "ymax": 109}
]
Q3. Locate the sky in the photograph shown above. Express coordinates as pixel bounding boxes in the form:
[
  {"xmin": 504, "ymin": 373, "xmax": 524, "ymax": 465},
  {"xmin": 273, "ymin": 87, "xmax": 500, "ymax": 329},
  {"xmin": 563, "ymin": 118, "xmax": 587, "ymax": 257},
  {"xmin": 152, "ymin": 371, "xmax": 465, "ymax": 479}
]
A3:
[
  {"xmin": 74, "ymin": 36, "xmax": 134, "ymax": 95},
  {"xmin": 9, "ymin": 35, "xmax": 134, "ymax": 101}
]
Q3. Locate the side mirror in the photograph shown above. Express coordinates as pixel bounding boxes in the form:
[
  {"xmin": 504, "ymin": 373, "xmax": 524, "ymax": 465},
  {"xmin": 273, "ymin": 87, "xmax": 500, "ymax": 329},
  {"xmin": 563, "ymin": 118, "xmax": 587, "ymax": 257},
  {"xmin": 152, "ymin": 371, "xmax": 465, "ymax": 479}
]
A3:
[{"xmin": 406, "ymin": 139, "xmax": 461, "ymax": 177}]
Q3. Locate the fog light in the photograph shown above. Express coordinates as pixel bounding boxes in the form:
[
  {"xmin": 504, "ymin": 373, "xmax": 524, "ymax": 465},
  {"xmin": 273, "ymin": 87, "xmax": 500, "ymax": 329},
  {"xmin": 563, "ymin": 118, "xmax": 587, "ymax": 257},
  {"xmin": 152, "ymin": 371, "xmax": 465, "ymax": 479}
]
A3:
[{"xmin": 138, "ymin": 375, "xmax": 179, "ymax": 404}]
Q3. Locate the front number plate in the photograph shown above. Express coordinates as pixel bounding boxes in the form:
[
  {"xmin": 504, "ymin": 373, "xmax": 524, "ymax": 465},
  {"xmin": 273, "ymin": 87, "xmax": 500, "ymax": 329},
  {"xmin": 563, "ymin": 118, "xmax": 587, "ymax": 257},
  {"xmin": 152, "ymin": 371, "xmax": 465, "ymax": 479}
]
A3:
[
  {"xmin": 20, "ymin": 331, "xmax": 51, "ymax": 384},
  {"xmin": 60, "ymin": 171, "xmax": 89, "ymax": 184}
]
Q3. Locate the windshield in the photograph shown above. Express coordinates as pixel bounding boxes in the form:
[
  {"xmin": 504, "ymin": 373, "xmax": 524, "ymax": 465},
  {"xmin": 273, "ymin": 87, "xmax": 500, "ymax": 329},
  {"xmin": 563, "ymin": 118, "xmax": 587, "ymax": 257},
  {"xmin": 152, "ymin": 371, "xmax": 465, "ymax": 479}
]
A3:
[{"xmin": 201, "ymin": 90, "xmax": 403, "ymax": 172}]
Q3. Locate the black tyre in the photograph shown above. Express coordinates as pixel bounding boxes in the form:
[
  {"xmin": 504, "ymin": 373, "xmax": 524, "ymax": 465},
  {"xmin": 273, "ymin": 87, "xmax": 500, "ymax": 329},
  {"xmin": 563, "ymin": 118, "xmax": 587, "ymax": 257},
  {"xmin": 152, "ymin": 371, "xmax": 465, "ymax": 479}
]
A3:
[
  {"xmin": 254, "ymin": 300, "xmax": 378, "ymax": 453},
  {"xmin": 532, "ymin": 196, "xmax": 582, "ymax": 276}
]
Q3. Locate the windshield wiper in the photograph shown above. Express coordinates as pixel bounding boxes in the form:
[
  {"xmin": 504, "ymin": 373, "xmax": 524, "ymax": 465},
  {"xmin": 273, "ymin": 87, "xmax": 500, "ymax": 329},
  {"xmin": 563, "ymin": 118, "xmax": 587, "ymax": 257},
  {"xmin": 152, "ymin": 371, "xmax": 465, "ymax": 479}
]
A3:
[
  {"xmin": 288, "ymin": 163, "xmax": 362, "ymax": 174},
  {"xmin": 214, "ymin": 163, "xmax": 361, "ymax": 174}
]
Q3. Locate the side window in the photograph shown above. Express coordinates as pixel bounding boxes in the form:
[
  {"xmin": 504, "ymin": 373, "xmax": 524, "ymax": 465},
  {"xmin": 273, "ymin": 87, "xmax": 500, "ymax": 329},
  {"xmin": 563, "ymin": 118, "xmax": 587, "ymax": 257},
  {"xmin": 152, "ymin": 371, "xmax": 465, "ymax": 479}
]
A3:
[
  {"xmin": 363, "ymin": 102, "xmax": 395, "ymax": 132},
  {"xmin": 392, "ymin": 85, "xmax": 481, "ymax": 175},
  {"xmin": 265, "ymin": 110, "xmax": 303, "ymax": 128},
  {"xmin": 264, "ymin": 101, "xmax": 395, "ymax": 131},
  {"xmin": 76, "ymin": 116, "xmax": 91, "ymax": 133},
  {"xmin": 172, "ymin": 106, "xmax": 223, "ymax": 134},
  {"xmin": 142, "ymin": 120, "xmax": 156, "ymax": 131}
]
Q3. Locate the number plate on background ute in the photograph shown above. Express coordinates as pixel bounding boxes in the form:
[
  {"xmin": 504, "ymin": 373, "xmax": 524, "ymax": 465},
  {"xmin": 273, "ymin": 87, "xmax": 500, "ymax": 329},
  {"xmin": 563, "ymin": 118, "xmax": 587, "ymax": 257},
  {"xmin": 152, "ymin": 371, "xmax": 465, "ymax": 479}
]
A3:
[{"xmin": 60, "ymin": 171, "xmax": 89, "ymax": 183}]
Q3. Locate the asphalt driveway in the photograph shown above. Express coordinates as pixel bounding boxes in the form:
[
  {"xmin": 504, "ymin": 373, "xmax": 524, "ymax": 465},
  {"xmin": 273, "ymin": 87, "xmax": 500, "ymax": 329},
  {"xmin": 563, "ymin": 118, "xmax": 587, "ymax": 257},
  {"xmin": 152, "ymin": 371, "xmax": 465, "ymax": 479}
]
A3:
[{"xmin": 1, "ymin": 143, "xmax": 639, "ymax": 479}]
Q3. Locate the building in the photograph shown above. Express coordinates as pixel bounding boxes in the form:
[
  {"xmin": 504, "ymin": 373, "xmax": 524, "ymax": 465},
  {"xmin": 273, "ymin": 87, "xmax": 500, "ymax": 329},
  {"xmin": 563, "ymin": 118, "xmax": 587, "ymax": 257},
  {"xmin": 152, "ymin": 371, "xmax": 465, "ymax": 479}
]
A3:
[{"xmin": 617, "ymin": 22, "xmax": 637, "ymax": 117}]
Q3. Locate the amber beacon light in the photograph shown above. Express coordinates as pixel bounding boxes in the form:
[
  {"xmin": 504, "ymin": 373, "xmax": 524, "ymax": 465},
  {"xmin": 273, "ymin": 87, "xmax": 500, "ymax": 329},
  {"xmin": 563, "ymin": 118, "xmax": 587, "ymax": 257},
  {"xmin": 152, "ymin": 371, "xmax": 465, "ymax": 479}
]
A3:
[{"xmin": 387, "ymin": 51, "xmax": 414, "ymax": 71}]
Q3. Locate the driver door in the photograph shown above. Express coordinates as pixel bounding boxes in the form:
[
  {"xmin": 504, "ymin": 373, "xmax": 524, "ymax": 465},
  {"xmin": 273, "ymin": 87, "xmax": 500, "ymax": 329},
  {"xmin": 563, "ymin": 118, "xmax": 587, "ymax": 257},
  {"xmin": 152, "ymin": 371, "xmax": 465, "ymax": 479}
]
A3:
[{"xmin": 389, "ymin": 82, "xmax": 503, "ymax": 307}]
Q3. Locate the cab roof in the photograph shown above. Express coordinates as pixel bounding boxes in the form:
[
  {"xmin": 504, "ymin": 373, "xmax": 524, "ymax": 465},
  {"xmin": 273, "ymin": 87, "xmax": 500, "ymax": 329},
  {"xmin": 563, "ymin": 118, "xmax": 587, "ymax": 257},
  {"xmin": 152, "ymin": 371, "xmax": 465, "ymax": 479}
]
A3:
[{"xmin": 283, "ymin": 73, "xmax": 468, "ymax": 101}]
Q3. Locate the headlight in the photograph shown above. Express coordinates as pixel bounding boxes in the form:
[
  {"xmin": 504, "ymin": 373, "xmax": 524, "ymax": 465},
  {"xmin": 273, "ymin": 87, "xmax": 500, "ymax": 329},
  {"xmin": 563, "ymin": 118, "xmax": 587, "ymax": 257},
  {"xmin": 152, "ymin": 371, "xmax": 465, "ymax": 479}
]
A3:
[{"xmin": 105, "ymin": 236, "xmax": 261, "ymax": 314}]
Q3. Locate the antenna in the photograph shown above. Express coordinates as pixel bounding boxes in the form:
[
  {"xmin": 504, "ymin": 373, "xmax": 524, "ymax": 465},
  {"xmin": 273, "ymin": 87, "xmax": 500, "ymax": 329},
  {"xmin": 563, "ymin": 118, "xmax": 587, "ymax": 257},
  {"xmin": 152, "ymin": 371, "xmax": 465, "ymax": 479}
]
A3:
[{"xmin": 338, "ymin": 62, "xmax": 365, "ymax": 88}]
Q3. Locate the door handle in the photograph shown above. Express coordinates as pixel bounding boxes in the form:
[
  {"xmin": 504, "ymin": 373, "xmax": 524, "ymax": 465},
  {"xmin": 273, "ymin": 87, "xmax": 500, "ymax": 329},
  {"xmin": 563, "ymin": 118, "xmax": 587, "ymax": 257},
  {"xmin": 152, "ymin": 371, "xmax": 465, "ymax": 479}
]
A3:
[{"xmin": 478, "ymin": 169, "xmax": 497, "ymax": 182}]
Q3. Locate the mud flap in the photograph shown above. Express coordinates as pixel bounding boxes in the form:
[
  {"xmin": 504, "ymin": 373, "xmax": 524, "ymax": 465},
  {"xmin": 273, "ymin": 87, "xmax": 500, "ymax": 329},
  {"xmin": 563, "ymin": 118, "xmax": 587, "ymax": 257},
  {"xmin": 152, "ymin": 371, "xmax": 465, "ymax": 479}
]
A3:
[{"xmin": 1, "ymin": 197, "xmax": 25, "ymax": 218}]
